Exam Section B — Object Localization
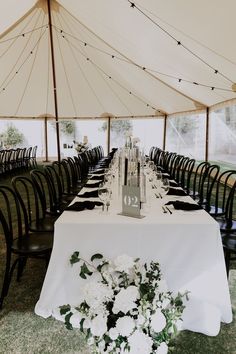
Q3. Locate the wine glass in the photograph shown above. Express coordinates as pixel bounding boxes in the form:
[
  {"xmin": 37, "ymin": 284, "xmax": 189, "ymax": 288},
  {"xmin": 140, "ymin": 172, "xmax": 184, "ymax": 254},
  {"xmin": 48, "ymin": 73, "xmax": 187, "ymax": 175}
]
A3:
[
  {"xmin": 98, "ymin": 182, "xmax": 109, "ymax": 212},
  {"xmin": 148, "ymin": 161, "xmax": 154, "ymax": 172},
  {"xmin": 155, "ymin": 171, "xmax": 163, "ymax": 192}
]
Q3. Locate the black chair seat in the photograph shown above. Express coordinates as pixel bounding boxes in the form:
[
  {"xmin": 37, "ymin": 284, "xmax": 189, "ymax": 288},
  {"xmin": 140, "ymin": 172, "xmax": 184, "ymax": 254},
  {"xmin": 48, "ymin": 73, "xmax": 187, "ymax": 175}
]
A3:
[
  {"xmin": 0, "ymin": 185, "xmax": 54, "ymax": 309},
  {"xmin": 222, "ymin": 234, "xmax": 236, "ymax": 252},
  {"xmin": 218, "ymin": 219, "xmax": 236, "ymax": 233},
  {"xmin": 12, "ymin": 232, "xmax": 53, "ymax": 254},
  {"xmin": 29, "ymin": 217, "xmax": 56, "ymax": 233}
]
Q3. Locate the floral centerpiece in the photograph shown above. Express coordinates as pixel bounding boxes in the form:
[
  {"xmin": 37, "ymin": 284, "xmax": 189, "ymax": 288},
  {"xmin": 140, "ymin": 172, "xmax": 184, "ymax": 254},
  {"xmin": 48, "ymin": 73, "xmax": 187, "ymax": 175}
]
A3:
[
  {"xmin": 73, "ymin": 140, "xmax": 89, "ymax": 153},
  {"xmin": 60, "ymin": 253, "xmax": 188, "ymax": 354}
]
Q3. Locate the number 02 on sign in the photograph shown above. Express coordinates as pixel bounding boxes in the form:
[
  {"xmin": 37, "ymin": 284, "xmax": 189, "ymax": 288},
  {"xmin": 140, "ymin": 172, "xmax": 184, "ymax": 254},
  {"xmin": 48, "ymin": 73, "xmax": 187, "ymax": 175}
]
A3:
[{"xmin": 118, "ymin": 185, "xmax": 145, "ymax": 218}]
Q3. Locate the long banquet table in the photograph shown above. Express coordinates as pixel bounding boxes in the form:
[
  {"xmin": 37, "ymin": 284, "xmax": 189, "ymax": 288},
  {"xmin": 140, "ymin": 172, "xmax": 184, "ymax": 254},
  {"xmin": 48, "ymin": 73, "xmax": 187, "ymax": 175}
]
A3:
[{"xmin": 35, "ymin": 178, "xmax": 232, "ymax": 336}]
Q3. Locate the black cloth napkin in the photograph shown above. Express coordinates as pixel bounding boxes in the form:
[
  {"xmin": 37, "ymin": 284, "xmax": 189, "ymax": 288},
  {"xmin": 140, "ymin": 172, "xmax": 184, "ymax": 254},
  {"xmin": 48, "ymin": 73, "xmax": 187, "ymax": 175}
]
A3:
[
  {"xmin": 90, "ymin": 175, "xmax": 105, "ymax": 180},
  {"xmin": 165, "ymin": 200, "xmax": 202, "ymax": 211},
  {"xmin": 85, "ymin": 182, "xmax": 101, "ymax": 188},
  {"xmin": 78, "ymin": 190, "xmax": 99, "ymax": 198},
  {"xmin": 98, "ymin": 163, "xmax": 109, "ymax": 168},
  {"xmin": 92, "ymin": 169, "xmax": 105, "ymax": 175},
  {"xmin": 166, "ymin": 187, "xmax": 187, "ymax": 196},
  {"xmin": 65, "ymin": 201, "xmax": 103, "ymax": 211},
  {"xmin": 162, "ymin": 173, "xmax": 171, "ymax": 178},
  {"xmin": 169, "ymin": 181, "xmax": 178, "ymax": 187}
]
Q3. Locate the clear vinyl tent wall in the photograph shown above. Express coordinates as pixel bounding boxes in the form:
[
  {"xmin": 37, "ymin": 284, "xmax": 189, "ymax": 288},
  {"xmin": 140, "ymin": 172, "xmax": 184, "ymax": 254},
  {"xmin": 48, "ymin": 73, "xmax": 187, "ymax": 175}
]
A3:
[{"xmin": 1, "ymin": 99, "xmax": 236, "ymax": 171}]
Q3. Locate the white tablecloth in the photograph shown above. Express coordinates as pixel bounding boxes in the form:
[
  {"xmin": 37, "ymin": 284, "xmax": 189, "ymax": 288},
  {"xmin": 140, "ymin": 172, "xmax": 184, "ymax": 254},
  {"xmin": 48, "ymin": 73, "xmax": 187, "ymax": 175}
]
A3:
[{"xmin": 35, "ymin": 184, "xmax": 232, "ymax": 336}]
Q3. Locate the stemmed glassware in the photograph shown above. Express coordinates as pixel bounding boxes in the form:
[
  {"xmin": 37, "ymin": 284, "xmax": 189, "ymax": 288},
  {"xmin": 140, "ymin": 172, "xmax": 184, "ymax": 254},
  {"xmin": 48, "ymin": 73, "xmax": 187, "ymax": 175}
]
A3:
[
  {"xmin": 98, "ymin": 182, "xmax": 111, "ymax": 212},
  {"xmin": 147, "ymin": 161, "xmax": 155, "ymax": 183},
  {"xmin": 155, "ymin": 170, "xmax": 163, "ymax": 193},
  {"xmin": 161, "ymin": 178, "xmax": 170, "ymax": 197}
]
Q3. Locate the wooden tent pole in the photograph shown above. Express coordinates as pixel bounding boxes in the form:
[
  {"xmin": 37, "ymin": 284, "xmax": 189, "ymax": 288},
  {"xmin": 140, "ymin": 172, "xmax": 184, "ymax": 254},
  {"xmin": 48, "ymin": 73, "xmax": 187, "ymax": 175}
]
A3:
[
  {"xmin": 163, "ymin": 114, "xmax": 167, "ymax": 150},
  {"xmin": 107, "ymin": 117, "xmax": 111, "ymax": 154},
  {"xmin": 205, "ymin": 107, "xmax": 209, "ymax": 161},
  {"xmin": 44, "ymin": 116, "xmax": 49, "ymax": 162},
  {"xmin": 47, "ymin": 0, "xmax": 61, "ymax": 162}
]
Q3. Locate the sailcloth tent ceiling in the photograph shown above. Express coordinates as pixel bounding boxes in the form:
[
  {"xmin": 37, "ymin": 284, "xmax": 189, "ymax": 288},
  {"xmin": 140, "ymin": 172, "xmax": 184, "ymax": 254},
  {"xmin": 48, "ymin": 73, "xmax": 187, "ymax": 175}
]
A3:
[{"xmin": 0, "ymin": 0, "xmax": 236, "ymax": 119}]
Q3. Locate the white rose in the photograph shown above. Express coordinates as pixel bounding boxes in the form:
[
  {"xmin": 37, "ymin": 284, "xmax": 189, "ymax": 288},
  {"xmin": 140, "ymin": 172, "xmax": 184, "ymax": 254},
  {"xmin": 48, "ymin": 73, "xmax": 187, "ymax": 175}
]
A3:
[
  {"xmin": 114, "ymin": 254, "xmax": 134, "ymax": 273},
  {"xmin": 90, "ymin": 314, "xmax": 107, "ymax": 337},
  {"xmin": 150, "ymin": 309, "xmax": 167, "ymax": 333},
  {"xmin": 109, "ymin": 327, "xmax": 119, "ymax": 340},
  {"xmin": 116, "ymin": 316, "xmax": 135, "ymax": 337},
  {"xmin": 155, "ymin": 342, "xmax": 168, "ymax": 354},
  {"xmin": 128, "ymin": 330, "xmax": 153, "ymax": 354},
  {"xmin": 113, "ymin": 286, "xmax": 139, "ymax": 314}
]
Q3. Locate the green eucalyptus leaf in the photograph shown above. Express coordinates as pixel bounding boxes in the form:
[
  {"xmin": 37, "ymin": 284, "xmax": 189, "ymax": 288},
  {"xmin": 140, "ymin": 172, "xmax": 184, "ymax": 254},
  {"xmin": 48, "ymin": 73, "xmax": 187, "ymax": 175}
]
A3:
[
  {"xmin": 65, "ymin": 312, "xmax": 73, "ymax": 330},
  {"xmin": 80, "ymin": 262, "xmax": 93, "ymax": 279},
  {"xmin": 70, "ymin": 251, "xmax": 80, "ymax": 265},
  {"xmin": 91, "ymin": 253, "xmax": 103, "ymax": 262},
  {"xmin": 97, "ymin": 261, "xmax": 109, "ymax": 272},
  {"xmin": 59, "ymin": 304, "xmax": 71, "ymax": 315},
  {"xmin": 80, "ymin": 318, "xmax": 85, "ymax": 333}
]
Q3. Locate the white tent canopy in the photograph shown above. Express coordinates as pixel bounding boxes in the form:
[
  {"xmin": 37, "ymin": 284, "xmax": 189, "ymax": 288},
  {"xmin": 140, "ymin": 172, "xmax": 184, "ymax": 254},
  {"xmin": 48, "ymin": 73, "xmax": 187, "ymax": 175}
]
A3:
[{"xmin": 0, "ymin": 0, "xmax": 236, "ymax": 118}]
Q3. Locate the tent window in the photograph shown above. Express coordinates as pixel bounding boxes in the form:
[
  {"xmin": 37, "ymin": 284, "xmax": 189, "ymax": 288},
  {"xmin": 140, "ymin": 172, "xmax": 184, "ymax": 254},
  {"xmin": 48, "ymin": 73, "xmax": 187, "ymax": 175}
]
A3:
[
  {"xmin": 209, "ymin": 104, "xmax": 236, "ymax": 169},
  {"xmin": 0, "ymin": 119, "xmax": 44, "ymax": 156},
  {"xmin": 166, "ymin": 113, "xmax": 206, "ymax": 160},
  {"xmin": 110, "ymin": 118, "xmax": 164, "ymax": 154}
]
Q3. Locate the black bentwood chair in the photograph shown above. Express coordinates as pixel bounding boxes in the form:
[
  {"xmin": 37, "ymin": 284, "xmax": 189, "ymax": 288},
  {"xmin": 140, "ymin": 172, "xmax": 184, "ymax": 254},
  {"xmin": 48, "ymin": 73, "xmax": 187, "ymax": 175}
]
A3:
[
  {"xmin": 0, "ymin": 185, "xmax": 53, "ymax": 309},
  {"xmin": 12, "ymin": 176, "xmax": 57, "ymax": 233}
]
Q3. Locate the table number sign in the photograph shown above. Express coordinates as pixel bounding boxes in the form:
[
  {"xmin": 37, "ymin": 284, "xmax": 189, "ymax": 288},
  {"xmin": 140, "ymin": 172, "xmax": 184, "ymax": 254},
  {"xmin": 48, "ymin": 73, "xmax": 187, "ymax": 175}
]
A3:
[{"xmin": 118, "ymin": 185, "xmax": 145, "ymax": 218}]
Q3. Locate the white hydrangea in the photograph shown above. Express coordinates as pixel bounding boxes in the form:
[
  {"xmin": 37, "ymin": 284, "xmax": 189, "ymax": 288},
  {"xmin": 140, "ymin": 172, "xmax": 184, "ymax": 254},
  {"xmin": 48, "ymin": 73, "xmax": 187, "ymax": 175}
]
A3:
[
  {"xmin": 113, "ymin": 286, "xmax": 139, "ymax": 314},
  {"xmin": 136, "ymin": 314, "xmax": 146, "ymax": 326},
  {"xmin": 155, "ymin": 342, "xmax": 168, "ymax": 354},
  {"xmin": 109, "ymin": 327, "xmax": 119, "ymax": 340},
  {"xmin": 115, "ymin": 316, "xmax": 135, "ymax": 337},
  {"xmin": 98, "ymin": 339, "xmax": 105, "ymax": 351},
  {"xmin": 150, "ymin": 309, "xmax": 167, "ymax": 333},
  {"xmin": 90, "ymin": 314, "xmax": 107, "ymax": 337},
  {"xmin": 69, "ymin": 312, "xmax": 82, "ymax": 328},
  {"xmin": 128, "ymin": 330, "xmax": 153, "ymax": 354},
  {"xmin": 83, "ymin": 282, "xmax": 113, "ymax": 310},
  {"xmin": 113, "ymin": 254, "xmax": 135, "ymax": 273},
  {"xmin": 83, "ymin": 318, "xmax": 91, "ymax": 329}
]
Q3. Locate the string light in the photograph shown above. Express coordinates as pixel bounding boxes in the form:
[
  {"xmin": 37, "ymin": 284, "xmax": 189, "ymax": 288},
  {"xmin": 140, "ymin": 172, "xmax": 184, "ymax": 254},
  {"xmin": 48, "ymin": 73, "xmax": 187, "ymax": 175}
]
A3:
[
  {"xmin": 56, "ymin": 28, "xmax": 161, "ymax": 113},
  {"xmin": 127, "ymin": 0, "xmax": 234, "ymax": 84},
  {"xmin": 53, "ymin": 25, "xmax": 234, "ymax": 93},
  {"xmin": 0, "ymin": 25, "xmax": 48, "ymax": 45},
  {"xmin": 0, "ymin": 29, "xmax": 47, "ymax": 94}
]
